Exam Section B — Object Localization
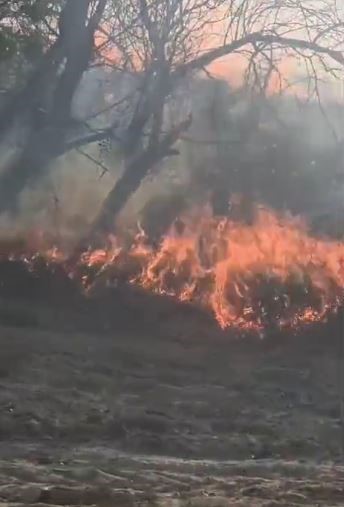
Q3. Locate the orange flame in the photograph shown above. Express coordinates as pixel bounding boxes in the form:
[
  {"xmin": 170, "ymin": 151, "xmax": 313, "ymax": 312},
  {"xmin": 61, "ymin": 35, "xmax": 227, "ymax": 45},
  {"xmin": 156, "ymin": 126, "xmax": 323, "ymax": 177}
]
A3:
[
  {"xmin": 70, "ymin": 202, "xmax": 344, "ymax": 332},
  {"xmin": 5, "ymin": 202, "xmax": 344, "ymax": 333},
  {"xmin": 137, "ymin": 205, "xmax": 344, "ymax": 330}
]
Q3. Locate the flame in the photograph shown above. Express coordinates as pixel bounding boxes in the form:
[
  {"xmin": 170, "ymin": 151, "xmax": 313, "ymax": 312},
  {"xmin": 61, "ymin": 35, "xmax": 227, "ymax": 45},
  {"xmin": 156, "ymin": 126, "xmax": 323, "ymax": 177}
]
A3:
[
  {"xmin": 3, "ymin": 201, "xmax": 344, "ymax": 334},
  {"xmin": 126, "ymin": 203, "xmax": 344, "ymax": 331}
]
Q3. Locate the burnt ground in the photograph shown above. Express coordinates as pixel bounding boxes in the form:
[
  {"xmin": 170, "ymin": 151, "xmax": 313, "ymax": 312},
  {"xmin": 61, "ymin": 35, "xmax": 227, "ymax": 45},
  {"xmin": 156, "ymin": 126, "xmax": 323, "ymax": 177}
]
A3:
[{"xmin": 0, "ymin": 261, "xmax": 344, "ymax": 505}]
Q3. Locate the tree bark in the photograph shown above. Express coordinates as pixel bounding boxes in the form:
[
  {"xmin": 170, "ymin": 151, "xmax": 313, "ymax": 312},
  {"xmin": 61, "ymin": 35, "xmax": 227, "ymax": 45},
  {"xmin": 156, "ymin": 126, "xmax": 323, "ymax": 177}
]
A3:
[
  {"xmin": 0, "ymin": 123, "xmax": 116, "ymax": 214},
  {"xmin": 0, "ymin": 127, "xmax": 65, "ymax": 213},
  {"xmin": 0, "ymin": 40, "xmax": 64, "ymax": 141},
  {"xmin": 72, "ymin": 116, "xmax": 192, "ymax": 256},
  {"xmin": 0, "ymin": 0, "xmax": 108, "ymax": 213}
]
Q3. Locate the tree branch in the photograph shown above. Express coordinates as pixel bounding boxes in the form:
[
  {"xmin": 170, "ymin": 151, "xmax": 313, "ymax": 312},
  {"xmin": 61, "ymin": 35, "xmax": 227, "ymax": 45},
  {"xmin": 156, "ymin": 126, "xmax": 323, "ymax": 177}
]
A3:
[
  {"xmin": 63, "ymin": 127, "xmax": 118, "ymax": 153},
  {"xmin": 173, "ymin": 31, "xmax": 344, "ymax": 79},
  {"xmin": 76, "ymin": 114, "xmax": 192, "ymax": 247},
  {"xmin": 75, "ymin": 147, "xmax": 110, "ymax": 179}
]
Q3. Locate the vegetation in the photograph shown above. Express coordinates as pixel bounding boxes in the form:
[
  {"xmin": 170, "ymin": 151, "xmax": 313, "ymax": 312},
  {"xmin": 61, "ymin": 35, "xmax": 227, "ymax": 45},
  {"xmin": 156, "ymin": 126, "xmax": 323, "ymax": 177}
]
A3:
[{"xmin": 0, "ymin": 0, "xmax": 343, "ymax": 246}]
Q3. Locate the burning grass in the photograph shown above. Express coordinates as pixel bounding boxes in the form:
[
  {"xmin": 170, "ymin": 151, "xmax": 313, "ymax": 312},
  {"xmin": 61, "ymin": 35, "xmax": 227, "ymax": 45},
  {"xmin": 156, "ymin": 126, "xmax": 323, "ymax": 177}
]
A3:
[{"xmin": 1, "ymin": 201, "xmax": 344, "ymax": 334}]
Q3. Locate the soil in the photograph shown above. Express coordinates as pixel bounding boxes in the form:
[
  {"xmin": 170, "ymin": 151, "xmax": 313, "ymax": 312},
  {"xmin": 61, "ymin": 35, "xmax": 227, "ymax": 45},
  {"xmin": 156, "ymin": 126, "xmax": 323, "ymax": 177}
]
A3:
[{"xmin": 0, "ymin": 261, "xmax": 344, "ymax": 506}]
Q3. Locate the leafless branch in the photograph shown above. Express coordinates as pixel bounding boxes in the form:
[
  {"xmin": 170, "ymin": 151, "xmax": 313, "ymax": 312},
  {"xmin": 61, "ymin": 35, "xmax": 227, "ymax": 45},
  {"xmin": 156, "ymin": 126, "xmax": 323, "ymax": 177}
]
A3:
[{"xmin": 75, "ymin": 147, "xmax": 111, "ymax": 179}]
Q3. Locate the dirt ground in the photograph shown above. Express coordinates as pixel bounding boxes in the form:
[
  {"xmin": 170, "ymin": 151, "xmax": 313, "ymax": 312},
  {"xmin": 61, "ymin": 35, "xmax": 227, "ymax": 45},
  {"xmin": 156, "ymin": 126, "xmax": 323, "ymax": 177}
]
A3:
[{"xmin": 1, "ymin": 271, "xmax": 344, "ymax": 506}]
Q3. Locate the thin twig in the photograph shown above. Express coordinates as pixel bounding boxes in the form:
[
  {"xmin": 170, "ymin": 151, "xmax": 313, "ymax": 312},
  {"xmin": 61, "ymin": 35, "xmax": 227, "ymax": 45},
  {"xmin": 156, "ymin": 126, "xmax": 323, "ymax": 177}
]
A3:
[{"xmin": 75, "ymin": 147, "xmax": 112, "ymax": 180}]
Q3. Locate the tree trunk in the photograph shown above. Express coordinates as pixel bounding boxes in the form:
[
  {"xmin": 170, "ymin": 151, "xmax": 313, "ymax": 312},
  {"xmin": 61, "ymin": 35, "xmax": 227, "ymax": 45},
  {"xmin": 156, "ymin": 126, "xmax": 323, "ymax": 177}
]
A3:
[
  {"xmin": 82, "ymin": 151, "xmax": 160, "ymax": 248},
  {"xmin": 50, "ymin": 1, "xmax": 93, "ymax": 125},
  {"xmin": 0, "ymin": 127, "xmax": 65, "ymax": 213},
  {"xmin": 0, "ymin": 0, "xmax": 107, "ymax": 214},
  {"xmin": 0, "ymin": 40, "xmax": 64, "ymax": 142},
  {"xmin": 74, "ymin": 116, "xmax": 192, "ymax": 253},
  {"xmin": 0, "ymin": 120, "xmax": 117, "ymax": 213}
]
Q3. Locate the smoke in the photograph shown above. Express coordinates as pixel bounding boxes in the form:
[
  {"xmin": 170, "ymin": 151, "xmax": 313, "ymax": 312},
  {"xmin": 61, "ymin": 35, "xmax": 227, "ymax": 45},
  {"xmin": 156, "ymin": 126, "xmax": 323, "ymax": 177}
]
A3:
[
  {"xmin": 0, "ymin": 147, "xmax": 117, "ymax": 250},
  {"xmin": 0, "ymin": 72, "xmax": 343, "ymax": 249}
]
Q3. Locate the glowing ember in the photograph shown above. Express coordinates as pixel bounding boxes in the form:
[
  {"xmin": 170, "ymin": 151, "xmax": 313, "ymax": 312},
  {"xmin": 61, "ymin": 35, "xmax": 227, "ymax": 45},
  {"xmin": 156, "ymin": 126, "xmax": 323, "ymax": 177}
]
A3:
[{"xmin": 3, "ymin": 202, "xmax": 344, "ymax": 332}]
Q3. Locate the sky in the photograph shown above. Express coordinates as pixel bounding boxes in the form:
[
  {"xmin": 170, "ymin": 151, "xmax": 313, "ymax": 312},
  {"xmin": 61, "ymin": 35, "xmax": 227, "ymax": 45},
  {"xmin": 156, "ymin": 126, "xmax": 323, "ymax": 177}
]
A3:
[{"xmin": 96, "ymin": 2, "xmax": 344, "ymax": 102}]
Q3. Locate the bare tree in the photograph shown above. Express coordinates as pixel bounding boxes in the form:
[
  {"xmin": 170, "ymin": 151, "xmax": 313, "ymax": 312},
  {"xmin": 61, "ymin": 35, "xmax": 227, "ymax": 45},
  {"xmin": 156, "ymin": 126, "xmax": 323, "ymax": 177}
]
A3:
[
  {"xmin": 82, "ymin": 0, "xmax": 344, "ymax": 245},
  {"xmin": 0, "ymin": 0, "xmax": 109, "ymax": 212},
  {"xmin": 0, "ymin": 0, "xmax": 344, "ymax": 244}
]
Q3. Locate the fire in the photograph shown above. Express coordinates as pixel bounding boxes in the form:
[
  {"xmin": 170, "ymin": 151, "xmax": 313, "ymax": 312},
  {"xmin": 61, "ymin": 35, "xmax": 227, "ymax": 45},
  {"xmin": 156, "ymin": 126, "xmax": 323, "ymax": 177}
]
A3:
[
  {"xmin": 128, "ymin": 204, "xmax": 344, "ymax": 331},
  {"xmin": 3, "ymin": 202, "xmax": 344, "ymax": 333}
]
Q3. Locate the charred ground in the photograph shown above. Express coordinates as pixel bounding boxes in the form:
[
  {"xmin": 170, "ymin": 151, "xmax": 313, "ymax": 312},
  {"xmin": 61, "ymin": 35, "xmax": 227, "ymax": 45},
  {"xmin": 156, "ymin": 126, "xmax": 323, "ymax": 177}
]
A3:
[{"xmin": 0, "ymin": 258, "xmax": 344, "ymax": 506}]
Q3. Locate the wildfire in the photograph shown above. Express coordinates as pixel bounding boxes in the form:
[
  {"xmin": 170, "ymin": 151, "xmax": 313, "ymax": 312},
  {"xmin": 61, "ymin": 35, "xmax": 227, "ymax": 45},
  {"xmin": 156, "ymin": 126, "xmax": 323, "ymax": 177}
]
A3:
[
  {"xmin": 3, "ymin": 202, "xmax": 344, "ymax": 333},
  {"xmin": 127, "ymin": 203, "xmax": 344, "ymax": 331}
]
